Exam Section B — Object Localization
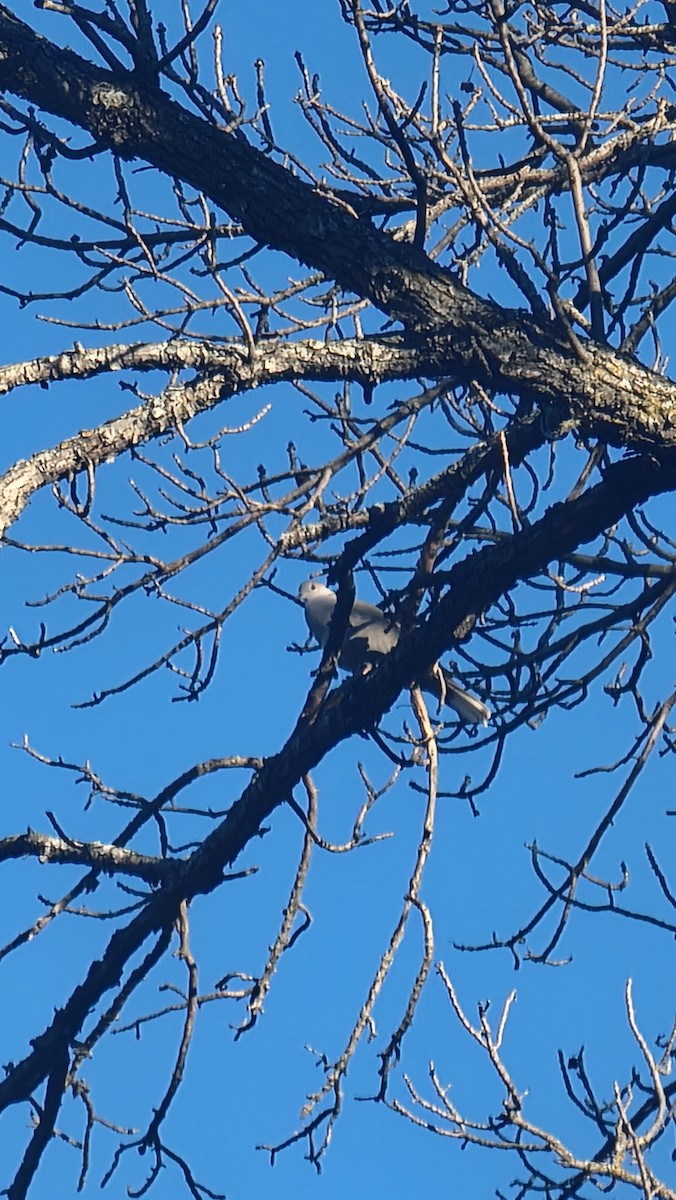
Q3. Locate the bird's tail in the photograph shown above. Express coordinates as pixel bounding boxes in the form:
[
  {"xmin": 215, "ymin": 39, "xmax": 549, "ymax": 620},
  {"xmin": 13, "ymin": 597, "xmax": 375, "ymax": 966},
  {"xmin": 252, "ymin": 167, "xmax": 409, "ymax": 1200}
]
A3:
[{"xmin": 421, "ymin": 666, "xmax": 491, "ymax": 725}]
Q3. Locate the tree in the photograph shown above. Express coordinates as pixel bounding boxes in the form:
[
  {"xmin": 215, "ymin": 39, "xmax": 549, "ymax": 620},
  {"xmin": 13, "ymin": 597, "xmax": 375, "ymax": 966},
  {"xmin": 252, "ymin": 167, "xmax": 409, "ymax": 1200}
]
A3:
[{"xmin": 1, "ymin": 1, "xmax": 675, "ymax": 1197}]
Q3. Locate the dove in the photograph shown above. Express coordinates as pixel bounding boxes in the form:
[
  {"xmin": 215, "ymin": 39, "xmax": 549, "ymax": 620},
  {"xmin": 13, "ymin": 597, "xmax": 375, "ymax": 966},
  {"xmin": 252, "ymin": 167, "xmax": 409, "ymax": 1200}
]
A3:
[{"xmin": 299, "ymin": 579, "xmax": 490, "ymax": 724}]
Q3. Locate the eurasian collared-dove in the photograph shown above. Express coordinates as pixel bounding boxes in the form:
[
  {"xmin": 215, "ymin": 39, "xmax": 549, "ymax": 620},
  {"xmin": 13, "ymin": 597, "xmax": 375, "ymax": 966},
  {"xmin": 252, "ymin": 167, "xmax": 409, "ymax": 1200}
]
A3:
[{"xmin": 298, "ymin": 579, "xmax": 490, "ymax": 725}]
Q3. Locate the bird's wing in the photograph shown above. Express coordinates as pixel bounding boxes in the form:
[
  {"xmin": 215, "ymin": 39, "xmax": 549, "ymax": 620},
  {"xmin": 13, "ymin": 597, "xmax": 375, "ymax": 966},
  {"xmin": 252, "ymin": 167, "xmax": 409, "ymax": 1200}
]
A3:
[{"xmin": 342, "ymin": 600, "xmax": 400, "ymax": 671}]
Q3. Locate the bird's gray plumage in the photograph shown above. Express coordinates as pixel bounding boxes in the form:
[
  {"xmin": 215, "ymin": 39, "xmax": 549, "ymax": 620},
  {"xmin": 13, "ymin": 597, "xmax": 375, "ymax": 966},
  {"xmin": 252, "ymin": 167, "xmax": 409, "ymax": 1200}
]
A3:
[{"xmin": 298, "ymin": 579, "xmax": 490, "ymax": 725}]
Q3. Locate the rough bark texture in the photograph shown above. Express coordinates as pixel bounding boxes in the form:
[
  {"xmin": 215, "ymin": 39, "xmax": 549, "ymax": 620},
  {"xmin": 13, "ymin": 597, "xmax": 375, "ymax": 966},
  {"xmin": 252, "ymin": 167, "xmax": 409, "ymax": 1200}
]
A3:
[
  {"xmin": 2, "ymin": 4, "xmax": 676, "ymax": 1196},
  {"xmin": 0, "ymin": 6, "xmax": 675, "ymax": 488}
]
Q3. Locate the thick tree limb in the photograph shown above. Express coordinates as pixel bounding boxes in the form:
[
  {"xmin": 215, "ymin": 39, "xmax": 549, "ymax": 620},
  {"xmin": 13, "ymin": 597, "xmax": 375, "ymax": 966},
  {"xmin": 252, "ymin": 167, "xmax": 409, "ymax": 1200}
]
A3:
[
  {"xmin": 0, "ymin": 8, "xmax": 675, "ymax": 469},
  {"xmin": 2, "ymin": 329, "xmax": 676, "ymax": 539},
  {"xmin": 0, "ymin": 451, "xmax": 671, "ymax": 1115},
  {"xmin": 0, "ymin": 830, "xmax": 178, "ymax": 883}
]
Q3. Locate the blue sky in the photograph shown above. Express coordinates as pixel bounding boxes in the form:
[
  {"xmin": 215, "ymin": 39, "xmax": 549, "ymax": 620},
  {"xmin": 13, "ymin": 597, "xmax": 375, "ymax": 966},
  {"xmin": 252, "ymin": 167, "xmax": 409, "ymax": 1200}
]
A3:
[{"xmin": 1, "ymin": 3, "xmax": 675, "ymax": 1198}]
